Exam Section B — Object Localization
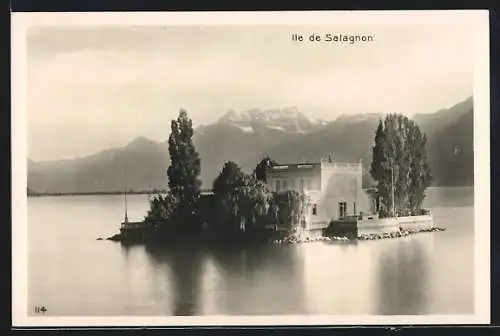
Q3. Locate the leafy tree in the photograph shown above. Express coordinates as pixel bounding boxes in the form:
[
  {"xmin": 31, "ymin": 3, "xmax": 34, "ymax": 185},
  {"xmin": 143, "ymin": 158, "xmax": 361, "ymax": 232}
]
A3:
[
  {"xmin": 213, "ymin": 161, "xmax": 246, "ymax": 195},
  {"xmin": 254, "ymin": 156, "xmax": 277, "ymax": 183},
  {"xmin": 212, "ymin": 161, "xmax": 273, "ymax": 239},
  {"xmin": 407, "ymin": 125, "xmax": 432, "ymax": 213},
  {"xmin": 212, "ymin": 161, "xmax": 247, "ymax": 234},
  {"xmin": 370, "ymin": 114, "xmax": 432, "ymax": 216},
  {"xmin": 166, "ymin": 109, "xmax": 202, "ymax": 231},
  {"xmin": 365, "ymin": 187, "xmax": 379, "ymax": 214},
  {"xmin": 271, "ymin": 190, "xmax": 308, "ymax": 234},
  {"xmin": 144, "ymin": 192, "xmax": 179, "ymax": 234},
  {"xmin": 236, "ymin": 175, "xmax": 273, "ymax": 234}
]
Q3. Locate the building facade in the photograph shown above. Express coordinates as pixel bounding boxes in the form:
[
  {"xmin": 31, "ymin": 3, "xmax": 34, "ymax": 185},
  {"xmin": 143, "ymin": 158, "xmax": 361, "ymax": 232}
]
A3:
[{"xmin": 266, "ymin": 158, "xmax": 369, "ymax": 231}]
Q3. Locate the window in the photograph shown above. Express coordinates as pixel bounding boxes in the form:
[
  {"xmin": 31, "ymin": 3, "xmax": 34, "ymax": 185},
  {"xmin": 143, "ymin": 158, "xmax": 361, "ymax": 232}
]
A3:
[
  {"xmin": 339, "ymin": 201, "xmax": 347, "ymax": 218},
  {"xmin": 312, "ymin": 204, "xmax": 318, "ymax": 216},
  {"xmin": 282, "ymin": 179, "xmax": 288, "ymax": 190},
  {"xmin": 299, "ymin": 179, "xmax": 305, "ymax": 190},
  {"xmin": 290, "ymin": 179, "xmax": 296, "ymax": 190},
  {"xmin": 306, "ymin": 179, "xmax": 312, "ymax": 190},
  {"xmin": 275, "ymin": 180, "xmax": 281, "ymax": 192}
]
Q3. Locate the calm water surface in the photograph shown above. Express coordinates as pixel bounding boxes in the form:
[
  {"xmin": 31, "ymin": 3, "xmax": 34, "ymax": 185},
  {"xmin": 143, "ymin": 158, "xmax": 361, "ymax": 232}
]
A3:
[{"xmin": 28, "ymin": 187, "xmax": 474, "ymax": 316}]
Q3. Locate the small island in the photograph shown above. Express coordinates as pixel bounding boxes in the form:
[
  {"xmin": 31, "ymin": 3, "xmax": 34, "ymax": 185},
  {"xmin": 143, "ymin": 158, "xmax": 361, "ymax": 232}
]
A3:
[{"xmin": 105, "ymin": 110, "xmax": 444, "ymax": 245}]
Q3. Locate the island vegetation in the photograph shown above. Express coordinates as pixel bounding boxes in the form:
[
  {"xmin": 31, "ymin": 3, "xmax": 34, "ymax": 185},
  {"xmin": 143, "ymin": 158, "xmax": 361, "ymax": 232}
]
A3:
[{"xmin": 141, "ymin": 110, "xmax": 307, "ymax": 245}]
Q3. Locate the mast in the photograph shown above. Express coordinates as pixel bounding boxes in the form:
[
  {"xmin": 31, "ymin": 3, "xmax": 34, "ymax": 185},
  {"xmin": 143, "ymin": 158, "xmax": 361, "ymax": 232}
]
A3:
[
  {"xmin": 354, "ymin": 159, "xmax": 361, "ymax": 216},
  {"xmin": 354, "ymin": 186, "xmax": 357, "ymax": 215},
  {"xmin": 387, "ymin": 122, "xmax": 396, "ymax": 218},
  {"xmin": 391, "ymin": 165, "xmax": 395, "ymax": 217},
  {"xmin": 124, "ymin": 161, "xmax": 128, "ymax": 223},
  {"xmin": 353, "ymin": 176, "xmax": 358, "ymax": 216}
]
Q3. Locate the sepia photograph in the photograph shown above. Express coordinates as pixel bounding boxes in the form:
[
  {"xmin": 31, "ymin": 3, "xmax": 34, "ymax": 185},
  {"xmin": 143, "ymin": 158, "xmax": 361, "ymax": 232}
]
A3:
[{"xmin": 11, "ymin": 10, "xmax": 490, "ymax": 326}]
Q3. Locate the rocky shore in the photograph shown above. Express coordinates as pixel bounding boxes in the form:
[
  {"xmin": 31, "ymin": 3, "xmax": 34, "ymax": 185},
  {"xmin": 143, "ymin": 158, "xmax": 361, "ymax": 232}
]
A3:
[
  {"xmin": 357, "ymin": 226, "xmax": 446, "ymax": 241},
  {"xmin": 99, "ymin": 227, "xmax": 446, "ymax": 245},
  {"xmin": 95, "ymin": 234, "xmax": 122, "ymax": 241},
  {"xmin": 271, "ymin": 226, "xmax": 446, "ymax": 245},
  {"xmin": 106, "ymin": 234, "xmax": 122, "ymax": 241}
]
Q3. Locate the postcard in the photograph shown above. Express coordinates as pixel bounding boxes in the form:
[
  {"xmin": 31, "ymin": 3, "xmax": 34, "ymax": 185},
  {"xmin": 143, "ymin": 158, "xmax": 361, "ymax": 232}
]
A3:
[{"xmin": 11, "ymin": 10, "xmax": 490, "ymax": 327}]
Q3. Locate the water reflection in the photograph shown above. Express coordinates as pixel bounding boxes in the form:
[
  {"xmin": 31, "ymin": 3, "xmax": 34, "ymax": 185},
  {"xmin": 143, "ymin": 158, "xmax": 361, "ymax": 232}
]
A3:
[
  {"xmin": 119, "ymin": 242, "xmax": 142, "ymax": 260},
  {"xmin": 207, "ymin": 245, "xmax": 306, "ymax": 315},
  {"xmin": 27, "ymin": 188, "xmax": 474, "ymax": 316},
  {"xmin": 142, "ymin": 243, "xmax": 307, "ymax": 316},
  {"xmin": 137, "ymin": 238, "xmax": 436, "ymax": 316},
  {"xmin": 145, "ymin": 244, "xmax": 205, "ymax": 316},
  {"xmin": 376, "ymin": 237, "xmax": 431, "ymax": 315}
]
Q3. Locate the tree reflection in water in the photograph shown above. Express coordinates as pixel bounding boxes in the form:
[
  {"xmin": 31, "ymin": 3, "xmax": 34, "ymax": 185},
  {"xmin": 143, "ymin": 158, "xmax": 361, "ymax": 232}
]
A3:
[
  {"xmin": 376, "ymin": 237, "xmax": 431, "ymax": 315},
  {"xmin": 119, "ymin": 241, "xmax": 142, "ymax": 260},
  {"xmin": 145, "ymin": 243, "xmax": 204, "ymax": 316},
  {"xmin": 143, "ymin": 243, "xmax": 306, "ymax": 316}
]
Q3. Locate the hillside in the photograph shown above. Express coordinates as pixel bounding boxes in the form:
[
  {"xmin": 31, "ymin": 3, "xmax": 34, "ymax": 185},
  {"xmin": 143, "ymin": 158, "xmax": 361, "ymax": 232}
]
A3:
[
  {"xmin": 414, "ymin": 97, "xmax": 473, "ymax": 139},
  {"xmin": 28, "ymin": 137, "xmax": 170, "ymax": 193},
  {"xmin": 425, "ymin": 103, "xmax": 474, "ymax": 186},
  {"xmin": 27, "ymin": 98, "xmax": 474, "ymax": 193},
  {"xmin": 28, "ymin": 108, "xmax": 326, "ymax": 193}
]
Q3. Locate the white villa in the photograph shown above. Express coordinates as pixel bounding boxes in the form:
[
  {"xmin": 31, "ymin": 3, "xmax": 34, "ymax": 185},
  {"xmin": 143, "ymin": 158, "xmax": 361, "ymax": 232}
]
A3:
[{"xmin": 265, "ymin": 157, "xmax": 371, "ymax": 232}]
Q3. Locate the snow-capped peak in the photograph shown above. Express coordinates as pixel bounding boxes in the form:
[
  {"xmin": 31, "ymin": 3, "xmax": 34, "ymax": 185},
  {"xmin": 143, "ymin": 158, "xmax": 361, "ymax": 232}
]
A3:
[{"xmin": 216, "ymin": 107, "xmax": 327, "ymax": 134}]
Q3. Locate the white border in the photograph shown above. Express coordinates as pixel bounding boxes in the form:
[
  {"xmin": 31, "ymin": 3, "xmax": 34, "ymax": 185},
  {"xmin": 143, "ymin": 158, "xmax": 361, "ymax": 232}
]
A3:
[
  {"xmin": 472, "ymin": 10, "xmax": 491, "ymax": 325},
  {"xmin": 11, "ymin": 10, "xmax": 490, "ymax": 327}
]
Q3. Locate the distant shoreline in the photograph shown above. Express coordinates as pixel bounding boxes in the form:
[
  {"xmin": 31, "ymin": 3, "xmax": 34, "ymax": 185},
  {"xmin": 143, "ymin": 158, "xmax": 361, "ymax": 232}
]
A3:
[
  {"xmin": 27, "ymin": 190, "xmax": 165, "ymax": 197},
  {"xmin": 26, "ymin": 185, "xmax": 473, "ymax": 198}
]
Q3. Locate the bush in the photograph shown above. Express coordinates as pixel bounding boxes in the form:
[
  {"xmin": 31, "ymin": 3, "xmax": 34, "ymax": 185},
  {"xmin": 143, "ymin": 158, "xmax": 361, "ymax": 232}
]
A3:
[{"xmin": 144, "ymin": 192, "xmax": 179, "ymax": 235}]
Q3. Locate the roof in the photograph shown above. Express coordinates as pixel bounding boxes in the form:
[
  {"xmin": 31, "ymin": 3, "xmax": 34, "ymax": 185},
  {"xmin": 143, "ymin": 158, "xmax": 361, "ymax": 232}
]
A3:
[
  {"xmin": 268, "ymin": 162, "xmax": 321, "ymax": 174},
  {"xmin": 270, "ymin": 162, "xmax": 321, "ymax": 168},
  {"xmin": 200, "ymin": 189, "xmax": 214, "ymax": 195},
  {"xmin": 268, "ymin": 160, "xmax": 362, "ymax": 174}
]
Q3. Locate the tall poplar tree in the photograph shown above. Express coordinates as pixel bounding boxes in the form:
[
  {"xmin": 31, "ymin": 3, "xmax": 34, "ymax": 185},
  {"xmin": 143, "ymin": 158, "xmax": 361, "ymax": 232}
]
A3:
[
  {"xmin": 167, "ymin": 109, "xmax": 202, "ymax": 231},
  {"xmin": 370, "ymin": 114, "xmax": 432, "ymax": 216},
  {"xmin": 370, "ymin": 120, "xmax": 391, "ymax": 214},
  {"xmin": 408, "ymin": 125, "xmax": 433, "ymax": 212}
]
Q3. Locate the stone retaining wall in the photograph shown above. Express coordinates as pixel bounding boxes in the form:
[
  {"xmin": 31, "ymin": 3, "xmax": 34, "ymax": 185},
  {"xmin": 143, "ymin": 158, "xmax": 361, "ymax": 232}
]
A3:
[
  {"xmin": 396, "ymin": 215, "xmax": 434, "ymax": 231},
  {"xmin": 352, "ymin": 215, "xmax": 434, "ymax": 236}
]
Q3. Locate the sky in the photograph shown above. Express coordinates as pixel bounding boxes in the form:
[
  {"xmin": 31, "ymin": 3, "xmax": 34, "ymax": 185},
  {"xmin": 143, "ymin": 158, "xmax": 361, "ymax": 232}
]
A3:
[{"xmin": 26, "ymin": 23, "xmax": 474, "ymax": 161}]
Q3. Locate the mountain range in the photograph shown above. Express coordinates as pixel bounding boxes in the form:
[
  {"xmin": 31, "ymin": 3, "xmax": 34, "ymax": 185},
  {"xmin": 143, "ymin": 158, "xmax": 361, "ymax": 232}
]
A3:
[{"xmin": 27, "ymin": 97, "xmax": 474, "ymax": 194}]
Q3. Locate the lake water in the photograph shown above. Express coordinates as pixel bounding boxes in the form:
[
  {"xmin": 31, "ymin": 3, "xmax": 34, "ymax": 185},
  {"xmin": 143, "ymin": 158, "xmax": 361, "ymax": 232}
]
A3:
[{"xmin": 27, "ymin": 187, "xmax": 474, "ymax": 316}]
